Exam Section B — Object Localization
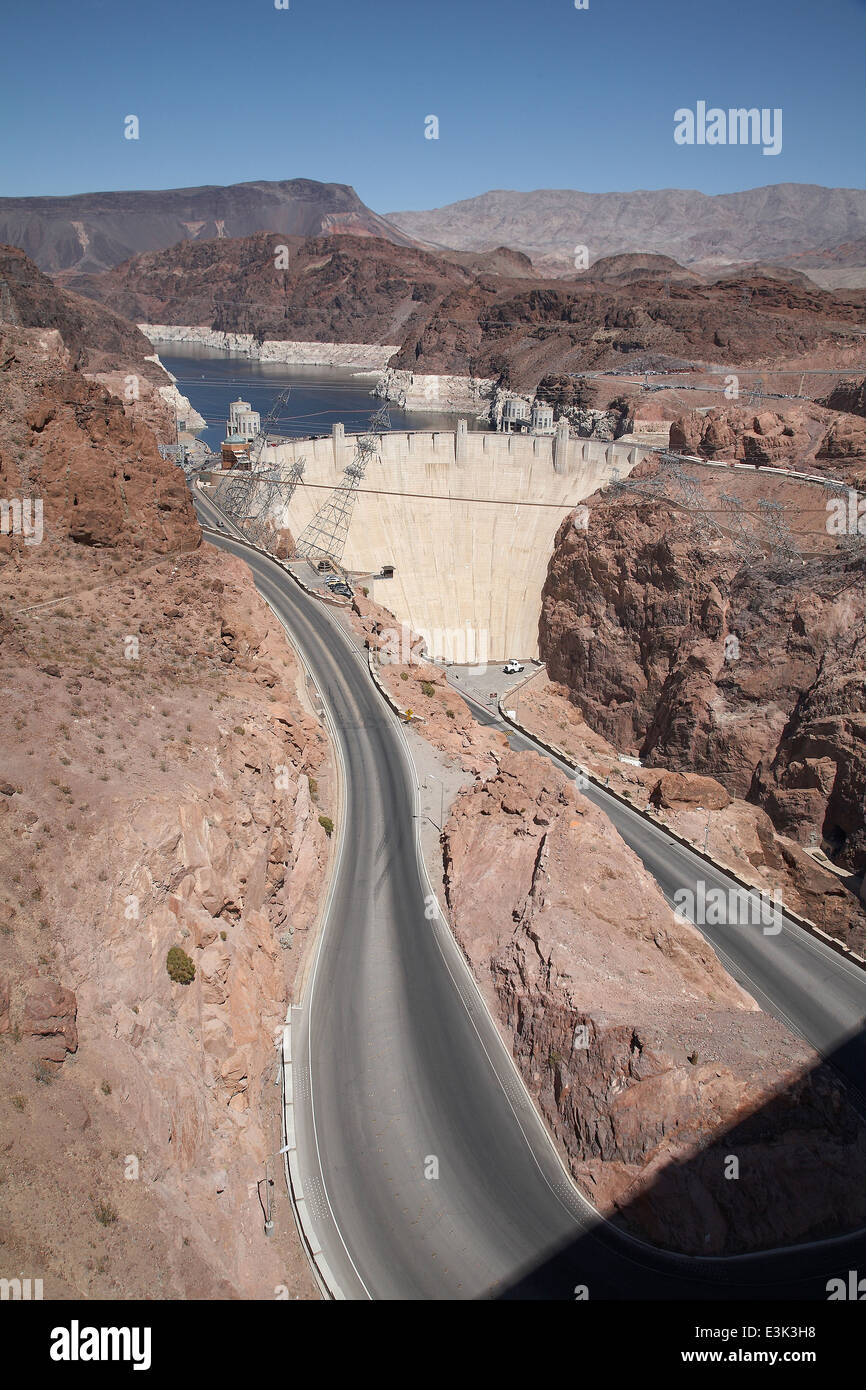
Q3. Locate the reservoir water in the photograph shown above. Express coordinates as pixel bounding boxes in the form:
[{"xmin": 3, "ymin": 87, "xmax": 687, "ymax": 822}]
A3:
[{"xmin": 158, "ymin": 345, "xmax": 486, "ymax": 451}]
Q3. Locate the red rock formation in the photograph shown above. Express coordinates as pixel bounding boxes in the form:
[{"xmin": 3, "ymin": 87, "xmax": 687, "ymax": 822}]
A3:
[
  {"xmin": 22, "ymin": 979, "xmax": 78, "ymax": 1062},
  {"xmin": 442, "ymin": 750, "xmax": 866, "ymax": 1254},
  {"xmin": 0, "ymin": 323, "xmax": 199, "ymax": 554},
  {"xmin": 539, "ymin": 467, "xmax": 866, "ymax": 890},
  {"xmin": 69, "ymin": 233, "xmax": 866, "ymax": 392}
]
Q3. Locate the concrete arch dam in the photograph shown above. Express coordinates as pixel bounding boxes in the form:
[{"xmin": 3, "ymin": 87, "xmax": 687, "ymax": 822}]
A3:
[{"xmin": 272, "ymin": 424, "xmax": 647, "ymax": 660}]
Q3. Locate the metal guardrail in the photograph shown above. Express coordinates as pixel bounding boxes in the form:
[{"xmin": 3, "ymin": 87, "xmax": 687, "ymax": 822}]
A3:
[{"xmin": 494, "ymin": 695, "xmax": 866, "ymax": 973}]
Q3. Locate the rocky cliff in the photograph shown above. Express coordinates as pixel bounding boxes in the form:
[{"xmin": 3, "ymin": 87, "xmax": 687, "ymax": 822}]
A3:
[
  {"xmin": 0, "ymin": 260, "xmax": 328, "ymax": 1297},
  {"xmin": 442, "ymin": 750, "xmax": 866, "ymax": 1254},
  {"xmin": 670, "ymin": 402, "xmax": 866, "ymax": 479},
  {"xmin": 539, "ymin": 462, "xmax": 866, "ymax": 899},
  {"xmin": 0, "ymin": 244, "xmax": 195, "ymax": 443}
]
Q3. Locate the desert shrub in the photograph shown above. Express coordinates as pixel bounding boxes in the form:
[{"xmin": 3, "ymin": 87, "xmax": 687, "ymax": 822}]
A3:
[
  {"xmin": 166, "ymin": 945, "xmax": 196, "ymax": 985},
  {"xmin": 420, "ymin": 681, "xmax": 435, "ymax": 698},
  {"xmin": 318, "ymin": 815, "xmax": 334, "ymax": 838},
  {"xmin": 400, "ymin": 671, "xmax": 408, "ymax": 681},
  {"xmin": 94, "ymin": 1199, "xmax": 118, "ymax": 1227}
]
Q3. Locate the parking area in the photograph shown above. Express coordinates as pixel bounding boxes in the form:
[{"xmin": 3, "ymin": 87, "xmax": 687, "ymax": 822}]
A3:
[{"xmin": 445, "ymin": 660, "xmax": 543, "ymax": 711}]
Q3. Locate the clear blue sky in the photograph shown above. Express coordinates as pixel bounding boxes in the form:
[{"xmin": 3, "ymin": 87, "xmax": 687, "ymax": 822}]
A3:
[{"xmin": 1, "ymin": 0, "xmax": 863, "ymax": 209}]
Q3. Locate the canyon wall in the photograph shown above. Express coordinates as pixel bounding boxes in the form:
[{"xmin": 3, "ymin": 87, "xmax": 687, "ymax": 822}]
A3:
[
  {"xmin": 539, "ymin": 459, "xmax": 866, "ymax": 878},
  {"xmin": 0, "ymin": 261, "xmax": 328, "ymax": 1298},
  {"xmin": 442, "ymin": 749, "xmax": 866, "ymax": 1255}
]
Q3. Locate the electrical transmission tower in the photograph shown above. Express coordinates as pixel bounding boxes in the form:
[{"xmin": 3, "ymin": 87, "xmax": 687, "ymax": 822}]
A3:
[
  {"xmin": 294, "ymin": 403, "xmax": 391, "ymax": 564},
  {"xmin": 757, "ymin": 498, "xmax": 799, "ymax": 562},
  {"xmin": 658, "ymin": 452, "xmax": 725, "ymax": 540},
  {"xmin": 213, "ymin": 386, "xmax": 305, "ymax": 553},
  {"xmin": 719, "ymin": 493, "xmax": 764, "ymax": 561},
  {"xmin": 747, "ymin": 377, "xmax": 765, "ymax": 408}
]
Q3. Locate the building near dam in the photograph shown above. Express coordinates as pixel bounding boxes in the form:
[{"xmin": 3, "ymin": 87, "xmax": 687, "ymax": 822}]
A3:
[{"xmin": 251, "ymin": 420, "xmax": 650, "ymax": 660}]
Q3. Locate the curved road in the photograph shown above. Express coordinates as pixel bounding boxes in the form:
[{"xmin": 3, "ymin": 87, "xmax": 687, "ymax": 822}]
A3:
[{"xmin": 194, "ymin": 491, "xmax": 866, "ymax": 1300}]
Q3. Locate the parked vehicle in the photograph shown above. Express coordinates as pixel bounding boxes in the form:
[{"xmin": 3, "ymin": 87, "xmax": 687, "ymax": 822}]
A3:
[{"xmin": 504, "ymin": 660, "xmax": 524, "ymax": 674}]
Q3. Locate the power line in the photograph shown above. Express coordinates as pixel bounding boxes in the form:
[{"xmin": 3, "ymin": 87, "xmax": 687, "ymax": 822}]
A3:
[{"xmin": 294, "ymin": 404, "xmax": 392, "ymax": 564}]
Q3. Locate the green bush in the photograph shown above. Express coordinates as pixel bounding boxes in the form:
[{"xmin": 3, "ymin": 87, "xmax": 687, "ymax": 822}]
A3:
[
  {"xmin": 400, "ymin": 671, "xmax": 408, "ymax": 681},
  {"xmin": 446, "ymin": 708, "xmax": 455, "ymax": 718},
  {"xmin": 318, "ymin": 815, "xmax": 334, "ymax": 838},
  {"xmin": 166, "ymin": 945, "xmax": 196, "ymax": 985},
  {"xmin": 420, "ymin": 680, "xmax": 435, "ymax": 698}
]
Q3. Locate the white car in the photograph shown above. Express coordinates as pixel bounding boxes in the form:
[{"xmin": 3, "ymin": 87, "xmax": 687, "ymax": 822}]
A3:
[{"xmin": 503, "ymin": 660, "xmax": 524, "ymax": 674}]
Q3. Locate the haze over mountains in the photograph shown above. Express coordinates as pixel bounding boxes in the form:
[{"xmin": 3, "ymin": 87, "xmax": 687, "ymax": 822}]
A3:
[
  {"xmin": 387, "ymin": 183, "xmax": 866, "ymax": 280},
  {"xmin": 2, "ymin": 177, "xmax": 865, "ymax": 286}
]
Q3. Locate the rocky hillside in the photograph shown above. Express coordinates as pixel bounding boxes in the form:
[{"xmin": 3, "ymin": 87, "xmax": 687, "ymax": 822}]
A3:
[
  {"xmin": 0, "ymin": 263, "xmax": 328, "ymax": 1297},
  {"xmin": 1, "ymin": 177, "xmax": 417, "ymax": 276},
  {"xmin": 387, "ymin": 183, "xmax": 866, "ymax": 277},
  {"xmin": 442, "ymin": 750, "xmax": 866, "ymax": 1255},
  {"xmin": 0, "ymin": 244, "xmax": 195, "ymax": 442},
  {"xmin": 539, "ymin": 460, "xmax": 866, "ymax": 897},
  {"xmin": 0, "ymin": 244, "xmax": 162, "ymax": 377},
  {"xmin": 68, "ymin": 231, "xmax": 476, "ymax": 349},
  {"xmin": 68, "ymin": 232, "xmax": 865, "ymax": 395},
  {"xmin": 345, "ymin": 592, "xmax": 866, "ymax": 1255},
  {"xmin": 669, "ymin": 401, "xmax": 866, "ymax": 482}
]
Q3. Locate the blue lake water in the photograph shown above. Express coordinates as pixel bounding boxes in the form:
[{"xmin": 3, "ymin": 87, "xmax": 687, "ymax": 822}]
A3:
[{"xmin": 158, "ymin": 345, "xmax": 485, "ymax": 451}]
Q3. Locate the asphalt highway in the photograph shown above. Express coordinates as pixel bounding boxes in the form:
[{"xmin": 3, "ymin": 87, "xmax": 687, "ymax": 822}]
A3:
[{"xmin": 193, "ymin": 491, "xmax": 866, "ymax": 1300}]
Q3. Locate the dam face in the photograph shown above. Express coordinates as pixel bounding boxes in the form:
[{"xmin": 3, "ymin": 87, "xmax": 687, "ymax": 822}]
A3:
[{"xmin": 271, "ymin": 425, "xmax": 648, "ymax": 660}]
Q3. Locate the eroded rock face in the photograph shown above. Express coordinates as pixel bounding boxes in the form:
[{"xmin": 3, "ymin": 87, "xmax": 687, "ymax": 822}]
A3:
[
  {"xmin": 539, "ymin": 471, "xmax": 866, "ymax": 882},
  {"xmin": 0, "ymin": 323, "xmax": 200, "ymax": 554},
  {"xmin": 442, "ymin": 749, "xmax": 866, "ymax": 1254},
  {"xmin": 670, "ymin": 406, "xmax": 817, "ymax": 467},
  {"xmin": 0, "ymin": 243, "xmax": 183, "ymax": 442},
  {"xmin": 22, "ymin": 979, "xmax": 78, "ymax": 1062},
  {"xmin": 0, "ymin": 250, "xmax": 324, "ymax": 1298}
]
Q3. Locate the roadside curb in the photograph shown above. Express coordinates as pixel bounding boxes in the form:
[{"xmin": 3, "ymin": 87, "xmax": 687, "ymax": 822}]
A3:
[
  {"xmin": 367, "ymin": 648, "xmax": 414, "ymax": 722},
  {"xmin": 496, "ymin": 697, "xmax": 866, "ymax": 973},
  {"xmin": 197, "ymin": 491, "xmax": 351, "ymax": 608},
  {"xmin": 279, "ymin": 1013, "xmax": 345, "ymax": 1301}
]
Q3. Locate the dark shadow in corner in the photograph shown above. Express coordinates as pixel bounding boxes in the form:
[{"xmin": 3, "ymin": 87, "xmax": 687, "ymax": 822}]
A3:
[{"xmin": 493, "ymin": 1024, "xmax": 866, "ymax": 1300}]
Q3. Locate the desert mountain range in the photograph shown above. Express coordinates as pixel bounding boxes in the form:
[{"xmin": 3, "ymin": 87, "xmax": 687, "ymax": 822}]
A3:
[
  {"xmin": 2, "ymin": 177, "xmax": 865, "ymax": 288},
  {"xmin": 0, "ymin": 178, "xmax": 416, "ymax": 276},
  {"xmin": 388, "ymin": 182, "xmax": 866, "ymax": 282}
]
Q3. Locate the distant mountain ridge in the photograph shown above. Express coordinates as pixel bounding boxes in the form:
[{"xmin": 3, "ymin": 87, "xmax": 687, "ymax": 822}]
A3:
[
  {"xmin": 386, "ymin": 183, "xmax": 866, "ymax": 276},
  {"xmin": 0, "ymin": 178, "xmax": 418, "ymax": 275},
  {"xmin": 67, "ymin": 230, "xmax": 865, "ymax": 393}
]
